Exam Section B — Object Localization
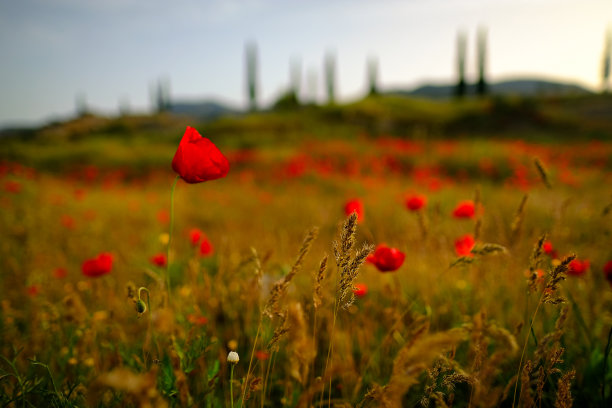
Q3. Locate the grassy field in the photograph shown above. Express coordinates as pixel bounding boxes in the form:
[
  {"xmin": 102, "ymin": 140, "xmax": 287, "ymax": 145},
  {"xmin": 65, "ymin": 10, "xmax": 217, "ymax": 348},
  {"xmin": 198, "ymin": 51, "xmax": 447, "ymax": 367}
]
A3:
[{"xmin": 1, "ymin": 95, "xmax": 612, "ymax": 407}]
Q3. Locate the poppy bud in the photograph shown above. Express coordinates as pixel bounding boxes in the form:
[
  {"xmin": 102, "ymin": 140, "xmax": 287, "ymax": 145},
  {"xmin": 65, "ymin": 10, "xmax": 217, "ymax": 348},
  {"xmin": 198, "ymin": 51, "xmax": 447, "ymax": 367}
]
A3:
[{"xmin": 135, "ymin": 299, "xmax": 147, "ymax": 314}]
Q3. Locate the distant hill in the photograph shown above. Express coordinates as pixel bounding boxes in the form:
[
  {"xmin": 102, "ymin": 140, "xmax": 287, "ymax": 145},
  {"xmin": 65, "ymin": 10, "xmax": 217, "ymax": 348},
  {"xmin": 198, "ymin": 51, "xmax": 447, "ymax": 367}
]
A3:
[
  {"xmin": 390, "ymin": 79, "xmax": 593, "ymax": 99},
  {"xmin": 169, "ymin": 100, "xmax": 241, "ymax": 120}
]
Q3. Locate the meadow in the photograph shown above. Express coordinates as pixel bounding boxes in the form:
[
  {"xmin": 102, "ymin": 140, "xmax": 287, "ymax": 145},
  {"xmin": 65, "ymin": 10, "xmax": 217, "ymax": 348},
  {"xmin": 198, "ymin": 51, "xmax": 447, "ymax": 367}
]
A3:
[{"xmin": 1, "ymin": 95, "xmax": 612, "ymax": 407}]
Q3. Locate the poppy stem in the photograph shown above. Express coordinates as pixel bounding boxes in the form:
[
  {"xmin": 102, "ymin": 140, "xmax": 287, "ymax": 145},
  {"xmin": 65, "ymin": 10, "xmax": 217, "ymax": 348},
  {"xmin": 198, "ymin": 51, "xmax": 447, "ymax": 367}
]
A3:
[
  {"xmin": 603, "ymin": 324, "xmax": 612, "ymax": 403},
  {"xmin": 166, "ymin": 175, "xmax": 180, "ymax": 305}
]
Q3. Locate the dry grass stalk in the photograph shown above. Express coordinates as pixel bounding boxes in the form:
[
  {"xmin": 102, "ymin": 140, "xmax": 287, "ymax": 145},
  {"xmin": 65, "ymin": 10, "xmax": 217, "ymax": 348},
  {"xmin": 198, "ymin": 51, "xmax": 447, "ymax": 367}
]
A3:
[
  {"xmin": 333, "ymin": 213, "xmax": 373, "ymax": 309},
  {"xmin": 470, "ymin": 243, "xmax": 508, "ymax": 256},
  {"xmin": 527, "ymin": 235, "xmax": 547, "ymax": 292},
  {"xmin": 383, "ymin": 328, "xmax": 466, "ymax": 407},
  {"xmin": 420, "ymin": 358, "xmax": 472, "ymax": 407},
  {"xmin": 338, "ymin": 243, "xmax": 374, "ymax": 309},
  {"xmin": 554, "ymin": 369, "xmax": 576, "ymax": 408},
  {"xmin": 534, "ymin": 158, "xmax": 552, "ymax": 189},
  {"xmin": 313, "ymin": 255, "xmax": 328, "ymax": 310},
  {"xmin": 243, "ymin": 376, "xmax": 262, "ymax": 403},
  {"xmin": 510, "ymin": 194, "xmax": 528, "ymax": 246},
  {"xmin": 463, "ymin": 312, "xmax": 518, "ymax": 407},
  {"xmin": 450, "ymin": 256, "xmax": 475, "ymax": 268},
  {"xmin": 263, "ymin": 227, "xmax": 319, "ymax": 318},
  {"xmin": 519, "ymin": 360, "xmax": 535, "ymax": 408},
  {"xmin": 474, "ymin": 217, "xmax": 482, "ymax": 241},
  {"xmin": 286, "ymin": 302, "xmax": 315, "ymax": 385},
  {"xmin": 543, "ymin": 255, "xmax": 576, "ymax": 304},
  {"xmin": 250, "ymin": 247, "xmax": 264, "ymax": 288},
  {"xmin": 267, "ymin": 310, "xmax": 290, "ymax": 352},
  {"xmin": 333, "ymin": 212, "xmax": 358, "ymax": 274},
  {"xmin": 416, "ymin": 210, "xmax": 428, "ymax": 239}
]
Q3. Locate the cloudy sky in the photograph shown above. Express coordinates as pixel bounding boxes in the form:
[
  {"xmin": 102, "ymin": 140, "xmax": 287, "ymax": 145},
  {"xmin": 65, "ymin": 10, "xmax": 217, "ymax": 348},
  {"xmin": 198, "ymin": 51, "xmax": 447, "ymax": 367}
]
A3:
[{"xmin": 0, "ymin": 0, "xmax": 610, "ymax": 127}]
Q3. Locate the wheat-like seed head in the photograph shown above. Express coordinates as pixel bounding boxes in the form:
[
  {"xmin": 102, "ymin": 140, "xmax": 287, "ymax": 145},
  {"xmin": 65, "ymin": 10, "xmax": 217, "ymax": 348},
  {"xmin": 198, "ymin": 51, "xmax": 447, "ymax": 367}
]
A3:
[
  {"xmin": 534, "ymin": 157, "xmax": 552, "ymax": 189},
  {"xmin": 263, "ymin": 227, "xmax": 319, "ymax": 318},
  {"xmin": 313, "ymin": 255, "xmax": 328, "ymax": 310},
  {"xmin": 543, "ymin": 255, "xmax": 575, "ymax": 304}
]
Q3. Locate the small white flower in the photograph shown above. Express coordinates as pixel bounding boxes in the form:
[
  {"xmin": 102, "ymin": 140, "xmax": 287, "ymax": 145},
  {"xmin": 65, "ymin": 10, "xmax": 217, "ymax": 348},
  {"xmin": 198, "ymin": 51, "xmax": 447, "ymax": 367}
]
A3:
[{"xmin": 227, "ymin": 351, "xmax": 239, "ymax": 364}]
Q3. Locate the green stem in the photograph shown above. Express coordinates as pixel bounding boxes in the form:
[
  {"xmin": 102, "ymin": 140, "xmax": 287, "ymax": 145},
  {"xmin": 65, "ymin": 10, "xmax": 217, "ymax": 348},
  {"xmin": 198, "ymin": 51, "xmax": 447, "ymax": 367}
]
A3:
[
  {"xmin": 603, "ymin": 325, "xmax": 612, "ymax": 404},
  {"xmin": 138, "ymin": 287, "xmax": 151, "ymax": 314},
  {"xmin": 512, "ymin": 291, "xmax": 545, "ymax": 408},
  {"xmin": 240, "ymin": 321, "xmax": 262, "ymax": 407},
  {"xmin": 166, "ymin": 175, "xmax": 180, "ymax": 305},
  {"xmin": 230, "ymin": 364, "xmax": 235, "ymax": 408}
]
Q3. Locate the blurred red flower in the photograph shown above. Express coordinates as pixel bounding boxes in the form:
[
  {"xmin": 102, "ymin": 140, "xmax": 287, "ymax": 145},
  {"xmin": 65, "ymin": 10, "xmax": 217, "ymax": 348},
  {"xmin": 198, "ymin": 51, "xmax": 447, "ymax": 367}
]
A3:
[
  {"xmin": 4, "ymin": 180, "xmax": 21, "ymax": 193},
  {"xmin": 53, "ymin": 267, "xmax": 67, "ymax": 279},
  {"xmin": 27, "ymin": 285, "xmax": 40, "ymax": 297},
  {"xmin": 568, "ymin": 259, "xmax": 590, "ymax": 276},
  {"xmin": 542, "ymin": 240, "xmax": 557, "ymax": 258},
  {"xmin": 405, "ymin": 194, "xmax": 427, "ymax": 211},
  {"xmin": 353, "ymin": 283, "xmax": 368, "ymax": 298},
  {"xmin": 187, "ymin": 314, "xmax": 208, "ymax": 325},
  {"xmin": 452, "ymin": 200, "xmax": 475, "ymax": 218},
  {"xmin": 200, "ymin": 237, "xmax": 214, "ymax": 256},
  {"xmin": 255, "ymin": 350, "xmax": 271, "ymax": 361},
  {"xmin": 604, "ymin": 261, "xmax": 612, "ymax": 285},
  {"xmin": 344, "ymin": 199, "xmax": 364, "ymax": 222},
  {"xmin": 172, "ymin": 126, "xmax": 230, "ymax": 183},
  {"xmin": 61, "ymin": 214, "xmax": 75, "ymax": 229},
  {"xmin": 150, "ymin": 253, "xmax": 167, "ymax": 267},
  {"xmin": 367, "ymin": 245, "xmax": 405, "ymax": 272},
  {"xmin": 82, "ymin": 253, "xmax": 113, "ymax": 278},
  {"xmin": 157, "ymin": 209, "xmax": 170, "ymax": 225},
  {"xmin": 454, "ymin": 234, "xmax": 475, "ymax": 257},
  {"xmin": 189, "ymin": 228, "xmax": 202, "ymax": 246}
]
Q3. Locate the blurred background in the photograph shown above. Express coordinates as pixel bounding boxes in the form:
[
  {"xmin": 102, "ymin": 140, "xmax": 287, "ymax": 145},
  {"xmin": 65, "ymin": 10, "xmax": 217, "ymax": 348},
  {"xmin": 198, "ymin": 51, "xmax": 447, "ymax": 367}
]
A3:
[{"xmin": 1, "ymin": 0, "xmax": 611, "ymax": 128}]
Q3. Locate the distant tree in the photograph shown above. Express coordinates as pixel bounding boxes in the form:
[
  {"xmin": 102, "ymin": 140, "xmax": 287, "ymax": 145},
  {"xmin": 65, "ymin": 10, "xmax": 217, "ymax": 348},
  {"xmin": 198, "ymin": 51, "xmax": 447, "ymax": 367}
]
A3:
[
  {"xmin": 324, "ymin": 51, "xmax": 336, "ymax": 105},
  {"xmin": 306, "ymin": 68, "xmax": 318, "ymax": 105},
  {"xmin": 367, "ymin": 56, "xmax": 379, "ymax": 96},
  {"xmin": 245, "ymin": 42, "xmax": 259, "ymax": 111},
  {"xmin": 455, "ymin": 31, "xmax": 467, "ymax": 99},
  {"xmin": 118, "ymin": 97, "xmax": 130, "ymax": 116},
  {"xmin": 602, "ymin": 27, "xmax": 611, "ymax": 93},
  {"xmin": 154, "ymin": 77, "xmax": 171, "ymax": 113},
  {"xmin": 75, "ymin": 93, "xmax": 88, "ymax": 117},
  {"xmin": 476, "ymin": 26, "xmax": 488, "ymax": 97},
  {"xmin": 289, "ymin": 57, "xmax": 301, "ymax": 103}
]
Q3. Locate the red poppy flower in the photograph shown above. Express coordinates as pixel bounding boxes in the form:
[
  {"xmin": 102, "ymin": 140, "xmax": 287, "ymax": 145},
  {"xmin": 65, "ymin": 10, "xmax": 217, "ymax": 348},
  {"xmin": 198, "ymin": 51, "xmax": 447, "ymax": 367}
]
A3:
[
  {"xmin": 187, "ymin": 314, "xmax": 208, "ymax": 325},
  {"xmin": 150, "ymin": 253, "xmax": 167, "ymax": 268},
  {"xmin": 344, "ymin": 199, "xmax": 364, "ymax": 222},
  {"xmin": 353, "ymin": 283, "xmax": 368, "ymax": 298},
  {"xmin": 568, "ymin": 259, "xmax": 590, "ymax": 276},
  {"xmin": 157, "ymin": 209, "xmax": 170, "ymax": 225},
  {"xmin": 452, "ymin": 200, "xmax": 475, "ymax": 219},
  {"xmin": 200, "ymin": 237, "xmax": 214, "ymax": 256},
  {"xmin": 27, "ymin": 285, "xmax": 40, "ymax": 297},
  {"xmin": 367, "ymin": 245, "xmax": 405, "ymax": 272},
  {"xmin": 81, "ymin": 253, "xmax": 113, "ymax": 278},
  {"xmin": 172, "ymin": 126, "xmax": 230, "ymax": 184},
  {"xmin": 454, "ymin": 234, "xmax": 475, "ymax": 257},
  {"xmin": 4, "ymin": 180, "xmax": 21, "ymax": 193},
  {"xmin": 61, "ymin": 214, "xmax": 75, "ymax": 229},
  {"xmin": 604, "ymin": 261, "xmax": 612, "ymax": 285},
  {"xmin": 542, "ymin": 241, "xmax": 557, "ymax": 258},
  {"xmin": 189, "ymin": 228, "xmax": 202, "ymax": 246},
  {"xmin": 53, "ymin": 267, "xmax": 67, "ymax": 279},
  {"xmin": 255, "ymin": 350, "xmax": 271, "ymax": 361},
  {"xmin": 405, "ymin": 194, "xmax": 427, "ymax": 211}
]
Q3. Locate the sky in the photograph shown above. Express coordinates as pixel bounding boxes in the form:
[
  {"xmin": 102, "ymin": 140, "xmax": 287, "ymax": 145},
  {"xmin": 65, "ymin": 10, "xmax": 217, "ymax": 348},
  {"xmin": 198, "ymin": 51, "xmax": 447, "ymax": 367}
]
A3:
[{"xmin": 0, "ymin": 0, "xmax": 610, "ymax": 127}]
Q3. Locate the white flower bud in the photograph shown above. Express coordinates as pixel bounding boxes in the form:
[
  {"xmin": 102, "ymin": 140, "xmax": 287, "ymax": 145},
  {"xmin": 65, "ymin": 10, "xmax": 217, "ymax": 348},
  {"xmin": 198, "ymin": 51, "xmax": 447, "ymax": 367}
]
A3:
[{"xmin": 227, "ymin": 351, "xmax": 239, "ymax": 364}]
